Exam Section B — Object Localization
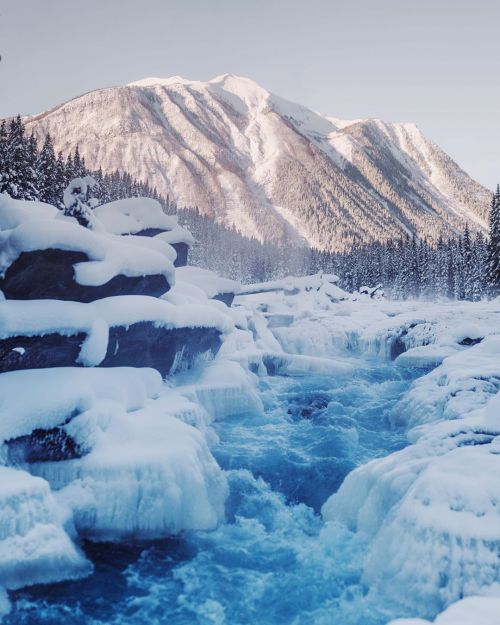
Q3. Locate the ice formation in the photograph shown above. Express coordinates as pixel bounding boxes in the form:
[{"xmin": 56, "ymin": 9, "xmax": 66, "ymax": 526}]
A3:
[{"xmin": 0, "ymin": 467, "xmax": 91, "ymax": 590}]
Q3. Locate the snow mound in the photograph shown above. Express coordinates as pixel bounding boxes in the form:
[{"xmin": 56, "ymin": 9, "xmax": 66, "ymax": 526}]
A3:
[
  {"xmin": 93, "ymin": 197, "xmax": 177, "ymax": 234},
  {"xmin": 176, "ymin": 266, "xmax": 240, "ymax": 299},
  {"xmin": 0, "ymin": 193, "xmax": 58, "ymax": 229},
  {"xmin": 389, "ymin": 595, "xmax": 500, "ymax": 625},
  {"xmin": 32, "ymin": 406, "xmax": 228, "ymax": 540},
  {"xmin": 0, "ymin": 367, "xmax": 162, "ymax": 442},
  {"xmin": 0, "ymin": 467, "xmax": 91, "ymax": 589}
]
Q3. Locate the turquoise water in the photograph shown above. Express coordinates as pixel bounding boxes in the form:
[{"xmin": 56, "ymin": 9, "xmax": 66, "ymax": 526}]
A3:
[{"xmin": 7, "ymin": 359, "xmax": 424, "ymax": 625}]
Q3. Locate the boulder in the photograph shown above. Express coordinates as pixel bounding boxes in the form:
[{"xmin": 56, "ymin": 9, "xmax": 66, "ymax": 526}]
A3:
[{"xmin": 0, "ymin": 248, "xmax": 171, "ymax": 301}]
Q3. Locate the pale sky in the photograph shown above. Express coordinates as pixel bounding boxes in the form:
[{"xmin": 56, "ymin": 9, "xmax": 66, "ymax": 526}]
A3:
[{"xmin": 0, "ymin": 0, "xmax": 498, "ymax": 189}]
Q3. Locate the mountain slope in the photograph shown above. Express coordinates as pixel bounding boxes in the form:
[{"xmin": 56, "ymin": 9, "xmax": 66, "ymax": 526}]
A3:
[{"xmin": 25, "ymin": 74, "xmax": 490, "ymax": 251}]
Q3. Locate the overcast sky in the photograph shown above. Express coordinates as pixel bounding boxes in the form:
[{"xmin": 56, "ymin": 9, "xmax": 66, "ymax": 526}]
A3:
[{"xmin": 0, "ymin": 0, "xmax": 498, "ymax": 188}]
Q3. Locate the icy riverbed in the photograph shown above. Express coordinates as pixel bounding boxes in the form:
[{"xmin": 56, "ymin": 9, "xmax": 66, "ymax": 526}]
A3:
[{"xmin": 5, "ymin": 359, "xmax": 426, "ymax": 625}]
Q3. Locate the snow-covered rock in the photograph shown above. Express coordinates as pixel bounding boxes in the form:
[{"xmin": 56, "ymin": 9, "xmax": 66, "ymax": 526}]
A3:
[
  {"xmin": 0, "ymin": 467, "xmax": 91, "ymax": 590},
  {"xmin": 30, "ymin": 405, "xmax": 228, "ymax": 540},
  {"xmin": 176, "ymin": 266, "xmax": 240, "ymax": 305},
  {"xmin": 322, "ymin": 353, "xmax": 500, "ymax": 616},
  {"xmin": 94, "ymin": 197, "xmax": 194, "ymax": 267},
  {"xmin": 0, "ymin": 366, "xmax": 162, "ymax": 443},
  {"xmin": 0, "ymin": 218, "xmax": 174, "ymax": 301},
  {"xmin": 93, "ymin": 197, "xmax": 178, "ymax": 235},
  {"xmin": 0, "ymin": 295, "xmax": 233, "ymax": 374}
]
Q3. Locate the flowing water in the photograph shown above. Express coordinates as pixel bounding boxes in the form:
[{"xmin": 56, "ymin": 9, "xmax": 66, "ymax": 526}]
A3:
[{"xmin": 7, "ymin": 358, "xmax": 425, "ymax": 625}]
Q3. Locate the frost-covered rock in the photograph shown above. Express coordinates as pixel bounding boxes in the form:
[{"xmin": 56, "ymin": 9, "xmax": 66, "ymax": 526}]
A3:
[
  {"xmin": 30, "ymin": 407, "xmax": 228, "ymax": 540},
  {"xmin": 323, "ymin": 389, "xmax": 500, "ymax": 616},
  {"xmin": 0, "ymin": 467, "xmax": 91, "ymax": 589}
]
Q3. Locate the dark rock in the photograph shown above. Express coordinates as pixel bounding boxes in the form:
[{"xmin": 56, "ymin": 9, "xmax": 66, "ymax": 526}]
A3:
[
  {"xmin": 7, "ymin": 426, "xmax": 83, "ymax": 463},
  {"xmin": 129, "ymin": 228, "xmax": 165, "ymax": 237},
  {"xmin": 102, "ymin": 322, "xmax": 222, "ymax": 376},
  {"xmin": 459, "ymin": 337, "xmax": 483, "ymax": 346},
  {"xmin": 0, "ymin": 333, "xmax": 86, "ymax": 373},
  {"xmin": 0, "ymin": 248, "xmax": 171, "ymax": 301},
  {"xmin": 212, "ymin": 292, "xmax": 235, "ymax": 307},
  {"xmin": 125, "ymin": 230, "xmax": 189, "ymax": 266},
  {"xmin": 171, "ymin": 242, "xmax": 189, "ymax": 267},
  {"xmin": 0, "ymin": 323, "xmax": 222, "ymax": 377},
  {"xmin": 390, "ymin": 336, "xmax": 407, "ymax": 360}
]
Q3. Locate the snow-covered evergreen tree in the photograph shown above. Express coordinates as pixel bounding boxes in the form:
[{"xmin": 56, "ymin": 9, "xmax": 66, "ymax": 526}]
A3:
[
  {"xmin": 487, "ymin": 185, "xmax": 500, "ymax": 296},
  {"xmin": 37, "ymin": 135, "xmax": 59, "ymax": 205}
]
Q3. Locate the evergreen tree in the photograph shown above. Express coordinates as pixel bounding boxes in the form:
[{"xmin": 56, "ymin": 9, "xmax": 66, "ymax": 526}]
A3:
[
  {"xmin": 487, "ymin": 185, "xmax": 500, "ymax": 297},
  {"xmin": 37, "ymin": 134, "xmax": 59, "ymax": 204},
  {"xmin": 0, "ymin": 120, "xmax": 8, "ymax": 193}
]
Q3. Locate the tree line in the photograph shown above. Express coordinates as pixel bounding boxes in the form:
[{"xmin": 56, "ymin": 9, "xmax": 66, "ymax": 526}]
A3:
[
  {"xmin": 0, "ymin": 114, "xmax": 499, "ymax": 300},
  {"xmin": 0, "ymin": 115, "xmax": 164, "ymax": 207}
]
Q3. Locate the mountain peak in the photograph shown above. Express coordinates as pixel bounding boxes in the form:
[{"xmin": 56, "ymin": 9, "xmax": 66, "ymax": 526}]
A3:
[{"xmin": 127, "ymin": 75, "xmax": 192, "ymax": 88}]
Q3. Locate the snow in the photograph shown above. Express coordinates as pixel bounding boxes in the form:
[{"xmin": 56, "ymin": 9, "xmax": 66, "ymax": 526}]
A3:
[
  {"xmin": 93, "ymin": 197, "xmax": 178, "ymax": 234},
  {"xmin": 0, "ymin": 193, "xmax": 58, "ymax": 230},
  {"xmin": 0, "ymin": 218, "xmax": 175, "ymax": 287},
  {"xmin": 389, "ymin": 596, "xmax": 500, "ymax": 625},
  {"xmin": 0, "ymin": 295, "xmax": 232, "ymax": 367},
  {"xmin": 0, "ymin": 367, "xmax": 162, "ymax": 442},
  {"xmin": 1, "ymin": 259, "xmax": 500, "ymax": 623},
  {"xmin": 31, "ymin": 404, "xmax": 228, "ymax": 540},
  {"xmin": 0, "ymin": 467, "xmax": 91, "ymax": 590},
  {"xmin": 176, "ymin": 266, "xmax": 240, "ymax": 298}
]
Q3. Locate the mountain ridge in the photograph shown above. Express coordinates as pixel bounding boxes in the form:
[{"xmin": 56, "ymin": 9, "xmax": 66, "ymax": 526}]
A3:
[{"xmin": 23, "ymin": 74, "xmax": 490, "ymax": 251}]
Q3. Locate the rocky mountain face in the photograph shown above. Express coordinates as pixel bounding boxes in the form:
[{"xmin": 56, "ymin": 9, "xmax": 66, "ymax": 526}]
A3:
[{"xmin": 25, "ymin": 74, "xmax": 490, "ymax": 251}]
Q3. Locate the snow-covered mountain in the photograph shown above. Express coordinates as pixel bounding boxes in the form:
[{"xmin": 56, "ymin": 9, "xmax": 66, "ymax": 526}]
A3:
[{"xmin": 25, "ymin": 74, "xmax": 490, "ymax": 251}]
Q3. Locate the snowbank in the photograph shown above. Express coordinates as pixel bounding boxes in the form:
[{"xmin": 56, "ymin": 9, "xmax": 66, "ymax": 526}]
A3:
[
  {"xmin": 388, "ymin": 595, "xmax": 500, "ymax": 625},
  {"xmin": 323, "ymin": 378, "xmax": 500, "ymax": 616},
  {"xmin": 0, "ymin": 467, "xmax": 91, "ymax": 590},
  {"xmin": 93, "ymin": 197, "xmax": 177, "ymax": 234},
  {"xmin": 176, "ymin": 266, "xmax": 240, "ymax": 299},
  {"xmin": 0, "ymin": 366, "xmax": 162, "ymax": 442}
]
